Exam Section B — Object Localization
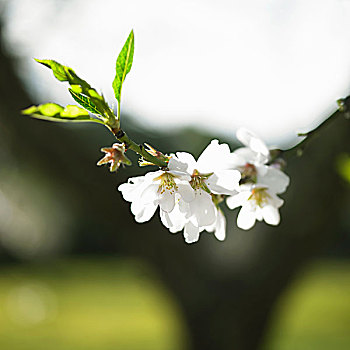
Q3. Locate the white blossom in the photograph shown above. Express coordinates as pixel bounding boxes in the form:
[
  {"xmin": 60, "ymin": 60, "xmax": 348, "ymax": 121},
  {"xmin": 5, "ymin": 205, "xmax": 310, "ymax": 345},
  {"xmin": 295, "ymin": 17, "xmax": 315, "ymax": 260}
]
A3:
[
  {"xmin": 160, "ymin": 197, "xmax": 227, "ymax": 243},
  {"xmin": 118, "ymin": 167, "xmax": 194, "ymax": 223},
  {"xmin": 226, "ymin": 128, "xmax": 290, "ymax": 230},
  {"xmin": 203, "ymin": 207, "xmax": 226, "ymax": 241},
  {"xmin": 235, "ymin": 127, "xmax": 270, "ymax": 166},
  {"xmin": 227, "ymin": 183, "xmax": 285, "ymax": 230},
  {"xmin": 170, "ymin": 140, "xmax": 241, "ymax": 195},
  {"xmin": 119, "ymin": 139, "xmax": 241, "ymax": 243},
  {"xmin": 167, "ymin": 140, "xmax": 241, "ymax": 242}
]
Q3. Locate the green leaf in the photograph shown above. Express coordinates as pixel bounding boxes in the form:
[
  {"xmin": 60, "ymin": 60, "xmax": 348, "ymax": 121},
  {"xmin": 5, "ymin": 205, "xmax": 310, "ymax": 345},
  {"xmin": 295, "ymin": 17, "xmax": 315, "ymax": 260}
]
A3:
[
  {"xmin": 35, "ymin": 58, "xmax": 118, "ymax": 127},
  {"xmin": 35, "ymin": 59, "xmax": 75, "ymax": 83},
  {"xmin": 112, "ymin": 30, "xmax": 134, "ymax": 103},
  {"xmin": 35, "ymin": 59, "xmax": 93, "ymax": 92},
  {"xmin": 22, "ymin": 103, "xmax": 105, "ymax": 124},
  {"xmin": 69, "ymin": 89, "xmax": 101, "ymax": 115},
  {"xmin": 70, "ymin": 84, "xmax": 83, "ymax": 94}
]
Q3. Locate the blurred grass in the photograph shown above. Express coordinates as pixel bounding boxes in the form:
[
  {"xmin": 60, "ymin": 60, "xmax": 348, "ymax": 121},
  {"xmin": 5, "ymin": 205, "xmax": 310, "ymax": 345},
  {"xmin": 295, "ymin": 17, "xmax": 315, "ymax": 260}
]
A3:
[
  {"xmin": 0, "ymin": 257, "xmax": 187, "ymax": 350},
  {"xmin": 0, "ymin": 258, "xmax": 349, "ymax": 350},
  {"xmin": 264, "ymin": 260, "xmax": 350, "ymax": 350},
  {"xmin": 336, "ymin": 153, "xmax": 350, "ymax": 184}
]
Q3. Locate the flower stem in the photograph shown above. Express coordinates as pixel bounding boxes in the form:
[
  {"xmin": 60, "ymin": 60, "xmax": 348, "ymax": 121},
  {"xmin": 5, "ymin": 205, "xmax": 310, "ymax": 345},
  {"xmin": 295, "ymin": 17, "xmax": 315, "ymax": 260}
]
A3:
[{"xmin": 110, "ymin": 128, "xmax": 168, "ymax": 167}]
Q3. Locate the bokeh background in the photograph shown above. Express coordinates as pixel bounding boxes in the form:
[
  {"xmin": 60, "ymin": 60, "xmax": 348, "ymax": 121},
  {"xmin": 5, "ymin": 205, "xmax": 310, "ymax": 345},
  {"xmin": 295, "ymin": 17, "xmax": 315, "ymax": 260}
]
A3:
[{"xmin": 0, "ymin": 1, "xmax": 350, "ymax": 349}]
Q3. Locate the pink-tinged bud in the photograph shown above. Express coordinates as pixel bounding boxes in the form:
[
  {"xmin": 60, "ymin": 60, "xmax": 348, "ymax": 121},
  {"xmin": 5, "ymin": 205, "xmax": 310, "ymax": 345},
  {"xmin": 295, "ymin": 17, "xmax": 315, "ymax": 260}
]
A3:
[{"xmin": 97, "ymin": 143, "xmax": 131, "ymax": 172}]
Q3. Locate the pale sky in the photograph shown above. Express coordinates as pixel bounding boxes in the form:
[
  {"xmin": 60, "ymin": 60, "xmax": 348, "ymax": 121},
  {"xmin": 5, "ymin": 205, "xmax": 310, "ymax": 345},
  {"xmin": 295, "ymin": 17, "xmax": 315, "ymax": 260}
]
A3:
[{"xmin": 3, "ymin": 0, "xmax": 350, "ymax": 147}]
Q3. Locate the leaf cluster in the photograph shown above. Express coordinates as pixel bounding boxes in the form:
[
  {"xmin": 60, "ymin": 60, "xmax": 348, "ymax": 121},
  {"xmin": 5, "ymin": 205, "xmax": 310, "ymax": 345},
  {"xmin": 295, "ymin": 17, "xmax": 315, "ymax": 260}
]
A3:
[{"xmin": 22, "ymin": 30, "xmax": 135, "ymax": 130}]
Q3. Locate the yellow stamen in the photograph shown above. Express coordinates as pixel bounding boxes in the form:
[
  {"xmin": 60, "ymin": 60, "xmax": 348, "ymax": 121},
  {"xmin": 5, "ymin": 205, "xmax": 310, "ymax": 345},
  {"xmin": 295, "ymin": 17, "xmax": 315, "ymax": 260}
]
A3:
[
  {"xmin": 190, "ymin": 169, "xmax": 212, "ymax": 193},
  {"xmin": 248, "ymin": 187, "xmax": 270, "ymax": 207},
  {"xmin": 154, "ymin": 172, "xmax": 178, "ymax": 194}
]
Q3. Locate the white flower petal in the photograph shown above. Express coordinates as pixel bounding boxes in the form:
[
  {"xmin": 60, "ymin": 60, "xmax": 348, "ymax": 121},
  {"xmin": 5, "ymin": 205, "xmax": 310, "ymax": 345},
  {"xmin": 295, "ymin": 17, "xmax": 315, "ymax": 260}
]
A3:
[
  {"xmin": 236, "ymin": 128, "xmax": 270, "ymax": 157},
  {"xmin": 140, "ymin": 183, "xmax": 159, "ymax": 203},
  {"xmin": 262, "ymin": 205, "xmax": 280, "ymax": 226},
  {"xmin": 256, "ymin": 165, "xmax": 268, "ymax": 177},
  {"xmin": 189, "ymin": 190, "xmax": 216, "ymax": 226},
  {"xmin": 118, "ymin": 183, "xmax": 136, "ymax": 202},
  {"xmin": 206, "ymin": 169, "xmax": 241, "ymax": 194},
  {"xmin": 132, "ymin": 201, "xmax": 158, "ymax": 223},
  {"xmin": 144, "ymin": 170, "xmax": 164, "ymax": 180},
  {"xmin": 250, "ymin": 138, "xmax": 270, "ymax": 158},
  {"xmin": 158, "ymin": 190, "xmax": 175, "ymax": 213},
  {"xmin": 213, "ymin": 209, "xmax": 226, "ymax": 241},
  {"xmin": 184, "ymin": 221, "xmax": 200, "ymax": 243},
  {"xmin": 160, "ymin": 209, "xmax": 172, "ymax": 228},
  {"xmin": 269, "ymin": 193, "xmax": 284, "ymax": 208},
  {"xmin": 131, "ymin": 200, "xmax": 144, "ymax": 217},
  {"xmin": 224, "ymin": 152, "xmax": 246, "ymax": 169},
  {"xmin": 118, "ymin": 176, "xmax": 146, "ymax": 202},
  {"xmin": 236, "ymin": 128, "xmax": 253, "ymax": 146},
  {"xmin": 168, "ymin": 157, "xmax": 189, "ymax": 173},
  {"xmin": 178, "ymin": 197, "xmax": 191, "ymax": 218},
  {"xmin": 196, "ymin": 140, "xmax": 221, "ymax": 172},
  {"xmin": 197, "ymin": 140, "xmax": 241, "ymax": 172},
  {"xmin": 160, "ymin": 206, "xmax": 187, "ymax": 233},
  {"xmin": 203, "ymin": 207, "xmax": 216, "ymax": 232},
  {"xmin": 237, "ymin": 205, "xmax": 256, "ymax": 230},
  {"xmin": 174, "ymin": 152, "xmax": 197, "ymax": 174},
  {"xmin": 255, "ymin": 207, "xmax": 263, "ymax": 221},
  {"xmin": 226, "ymin": 190, "xmax": 251, "ymax": 209},
  {"xmin": 176, "ymin": 181, "xmax": 195, "ymax": 202},
  {"xmin": 233, "ymin": 147, "xmax": 259, "ymax": 164},
  {"xmin": 258, "ymin": 166, "xmax": 290, "ymax": 194},
  {"xmin": 234, "ymin": 147, "xmax": 269, "ymax": 166},
  {"xmin": 168, "ymin": 170, "xmax": 191, "ymax": 181}
]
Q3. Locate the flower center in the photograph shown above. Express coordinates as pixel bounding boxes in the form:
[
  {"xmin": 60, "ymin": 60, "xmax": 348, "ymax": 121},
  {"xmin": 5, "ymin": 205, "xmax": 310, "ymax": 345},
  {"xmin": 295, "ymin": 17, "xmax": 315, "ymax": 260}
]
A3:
[
  {"xmin": 190, "ymin": 169, "xmax": 212, "ymax": 193},
  {"xmin": 248, "ymin": 187, "xmax": 270, "ymax": 207},
  {"xmin": 154, "ymin": 172, "xmax": 178, "ymax": 194},
  {"xmin": 239, "ymin": 163, "xmax": 257, "ymax": 184}
]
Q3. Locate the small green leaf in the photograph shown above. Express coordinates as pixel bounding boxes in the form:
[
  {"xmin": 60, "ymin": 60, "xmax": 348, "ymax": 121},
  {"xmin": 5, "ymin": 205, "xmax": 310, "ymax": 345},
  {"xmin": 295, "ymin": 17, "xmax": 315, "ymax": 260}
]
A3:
[
  {"xmin": 35, "ymin": 59, "xmax": 74, "ymax": 82},
  {"xmin": 23, "ymin": 105, "xmax": 40, "ymax": 115},
  {"xmin": 61, "ymin": 105, "xmax": 89, "ymax": 117},
  {"xmin": 35, "ymin": 59, "xmax": 103, "ymax": 103},
  {"xmin": 22, "ymin": 103, "xmax": 105, "ymax": 124},
  {"xmin": 38, "ymin": 103, "xmax": 64, "ymax": 116},
  {"xmin": 69, "ymin": 89, "xmax": 101, "ymax": 115},
  {"xmin": 35, "ymin": 58, "xmax": 118, "ymax": 127},
  {"xmin": 112, "ymin": 30, "xmax": 134, "ymax": 103},
  {"xmin": 70, "ymin": 84, "xmax": 83, "ymax": 94},
  {"xmin": 35, "ymin": 59, "xmax": 89, "ymax": 89}
]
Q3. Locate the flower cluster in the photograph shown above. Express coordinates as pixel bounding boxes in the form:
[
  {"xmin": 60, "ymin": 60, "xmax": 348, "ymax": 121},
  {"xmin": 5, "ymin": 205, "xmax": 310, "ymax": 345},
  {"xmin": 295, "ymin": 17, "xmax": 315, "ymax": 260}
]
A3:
[
  {"xmin": 226, "ymin": 128, "xmax": 290, "ymax": 230},
  {"xmin": 117, "ymin": 129, "xmax": 290, "ymax": 243}
]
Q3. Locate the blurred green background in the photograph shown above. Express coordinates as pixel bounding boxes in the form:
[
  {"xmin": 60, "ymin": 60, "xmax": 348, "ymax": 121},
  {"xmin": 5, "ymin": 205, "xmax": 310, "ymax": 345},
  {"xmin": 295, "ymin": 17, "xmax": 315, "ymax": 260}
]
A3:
[{"xmin": 0, "ymin": 259, "xmax": 349, "ymax": 349}]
